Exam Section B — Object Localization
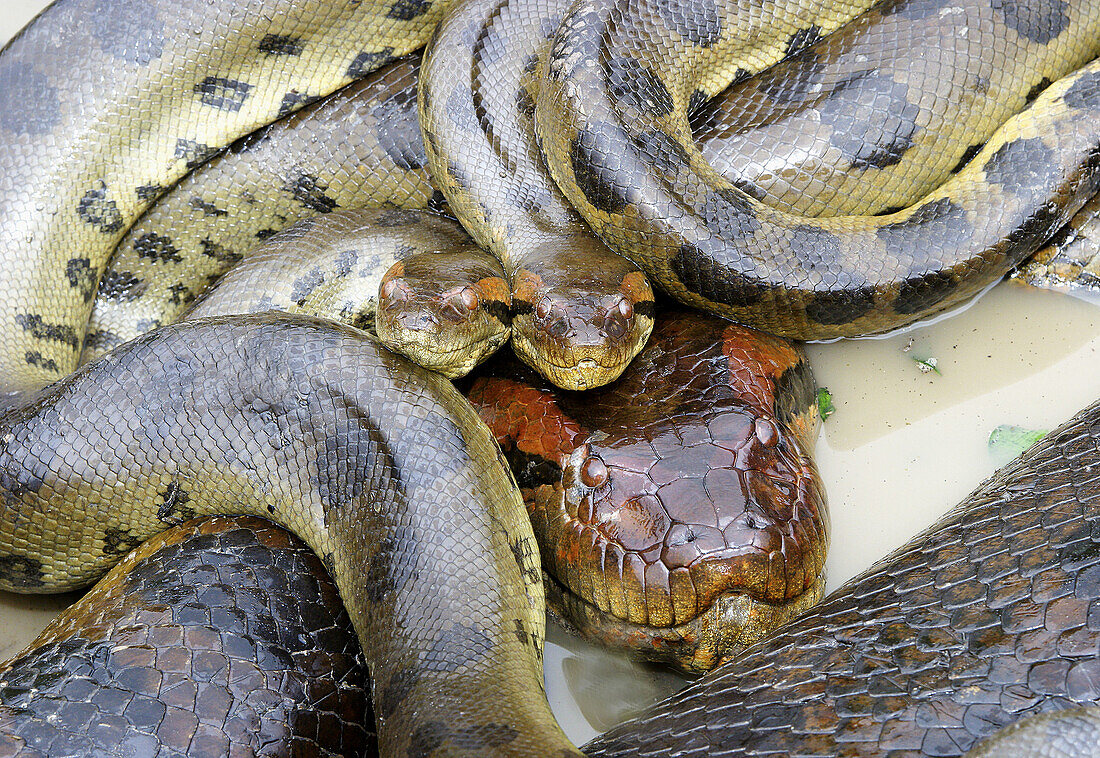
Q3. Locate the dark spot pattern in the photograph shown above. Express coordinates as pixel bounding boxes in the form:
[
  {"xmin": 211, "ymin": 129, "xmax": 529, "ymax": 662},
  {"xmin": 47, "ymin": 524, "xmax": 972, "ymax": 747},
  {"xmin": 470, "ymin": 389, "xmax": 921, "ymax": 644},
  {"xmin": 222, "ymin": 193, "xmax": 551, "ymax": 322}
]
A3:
[
  {"xmin": 134, "ymin": 184, "xmax": 162, "ymax": 202},
  {"xmin": 407, "ymin": 721, "xmax": 519, "ymax": 758},
  {"xmin": 22, "ymin": 352, "xmax": 58, "ymax": 373},
  {"xmin": 785, "ymin": 25, "xmax": 823, "ymax": 56},
  {"xmin": 166, "ymin": 282, "xmax": 193, "ymax": 306},
  {"xmin": 174, "ymin": 139, "xmax": 218, "ymax": 169},
  {"xmin": 313, "ymin": 421, "xmax": 398, "ymax": 509},
  {"xmin": 276, "ymin": 91, "xmax": 316, "ymax": 118},
  {"xmin": 374, "ymin": 87, "xmax": 425, "ymax": 170},
  {"xmin": 388, "ymin": 0, "xmax": 432, "ymax": 20},
  {"xmin": 652, "ymin": 0, "xmax": 721, "ymax": 47},
  {"xmin": 425, "ymin": 623, "xmax": 493, "ymax": 671},
  {"xmin": 1063, "ymin": 69, "xmax": 1100, "ymax": 111},
  {"xmin": 771, "ymin": 358, "xmax": 816, "ymax": 429},
  {"xmin": 0, "ymin": 62, "xmax": 59, "ymax": 136},
  {"xmin": 755, "ymin": 51, "xmax": 827, "ymax": 106},
  {"xmin": 93, "ymin": 0, "xmax": 164, "ymax": 64},
  {"xmin": 571, "ymin": 122, "xmax": 637, "ymax": 215},
  {"xmin": 805, "ymin": 286, "xmax": 876, "ymax": 325},
  {"xmin": 133, "ymin": 232, "xmax": 182, "ymax": 263},
  {"xmin": 606, "ymin": 57, "xmax": 674, "ymax": 119},
  {"xmin": 0, "ymin": 555, "xmax": 44, "ymax": 589},
  {"xmin": 632, "ymin": 130, "xmax": 691, "ymax": 177},
  {"xmin": 65, "ymin": 258, "xmax": 98, "ymax": 303},
  {"xmin": 347, "ymin": 48, "xmax": 396, "ymax": 78},
  {"xmin": 258, "ymin": 34, "xmax": 303, "ymax": 56},
  {"xmin": 992, "ymin": 0, "xmax": 1070, "ymax": 44},
  {"xmin": 156, "ymin": 481, "xmax": 195, "ymax": 524},
  {"xmin": 877, "ymin": 198, "xmax": 973, "ymax": 296},
  {"xmin": 893, "ymin": 271, "xmax": 960, "ymax": 315},
  {"xmin": 76, "ymin": 184, "xmax": 123, "ymax": 233},
  {"xmin": 687, "ymin": 89, "xmax": 710, "ymax": 115},
  {"xmin": 363, "ymin": 530, "xmax": 420, "ymax": 604},
  {"xmin": 284, "ymin": 174, "xmax": 338, "ymax": 213},
  {"xmin": 290, "ymin": 267, "xmax": 326, "ymax": 305},
  {"xmin": 672, "ymin": 242, "xmax": 765, "ymax": 307},
  {"xmin": 102, "ymin": 527, "xmax": 143, "ymax": 556},
  {"xmin": 699, "ymin": 187, "xmax": 760, "ymax": 239},
  {"xmin": 195, "ymin": 77, "xmax": 253, "ymax": 112},
  {"xmin": 98, "ymin": 271, "xmax": 146, "ymax": 303},
  {"xmin": 951, "ymin": 142, "xmax": 986, "ymax": 174},
  {"xmin": 1025, "ymin": 77, "xmax": 1053, "ymax": 104},
  {"xmin": 880, "ymin": 0, "xmax": 951, "ymax": 20},
  {"xmin": 15, "ymin": 314, "xmax": 79, "ymax": 349},
  {"xmin": 501, "ymin": 446, "xmax": 561, "ymax": 490},
  {"xmin": 188, "ymin": 197, "xmax": 228, "ymax": 217},
  {"xmin": 819, "ymin": 73, "xmax": 921, "ymax": 169},
  {"xmin": 982, "ymin": 137, "xmax": 1056, "ymax": 193},
  {"xmin": 199, "ymin": 239, "xmax": 241, "ymax": 266},
  {"xmin": 378, "ymin": 666, "xmax": 420, "ymax": 718}
]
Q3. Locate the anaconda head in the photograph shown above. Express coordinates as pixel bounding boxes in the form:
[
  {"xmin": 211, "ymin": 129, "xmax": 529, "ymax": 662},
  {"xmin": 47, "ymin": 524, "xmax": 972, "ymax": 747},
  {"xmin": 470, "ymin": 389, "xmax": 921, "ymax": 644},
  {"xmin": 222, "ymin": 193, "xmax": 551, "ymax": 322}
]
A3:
[
  {"xmin": 466, "ymin": 310, "xmax": 827, "ymax": 673},
  {"xmin": 376, "ymin": 249, "xmax": 512, "ymax": 379},
  {"xmin": 509, "ymin": 241, "xmax": 655, "ymax": 391}
]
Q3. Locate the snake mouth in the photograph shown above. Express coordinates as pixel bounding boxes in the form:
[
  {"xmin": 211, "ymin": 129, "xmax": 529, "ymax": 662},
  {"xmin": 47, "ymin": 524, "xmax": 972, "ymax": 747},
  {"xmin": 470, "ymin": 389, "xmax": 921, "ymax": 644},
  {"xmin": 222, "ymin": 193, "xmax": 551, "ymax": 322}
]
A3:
[{"xmin": 544, "ymin": 569, "xmax": 827, "ymax": 674}]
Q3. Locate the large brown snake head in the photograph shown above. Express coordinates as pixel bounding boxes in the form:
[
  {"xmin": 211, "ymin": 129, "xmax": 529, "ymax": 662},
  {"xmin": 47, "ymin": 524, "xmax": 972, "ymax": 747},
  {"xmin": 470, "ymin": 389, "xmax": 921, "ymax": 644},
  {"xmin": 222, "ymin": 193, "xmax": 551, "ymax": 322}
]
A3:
[
  {"xmin": 510, "ymin": 260, "xmax": 655, "ymax": 391},
  {"xmin": 466, "ymin": 309, "xmax": 827, "ymax": 673},
  {"xmin": 376, "ymin": 249, "xmax": 512, "ymax": 378}
]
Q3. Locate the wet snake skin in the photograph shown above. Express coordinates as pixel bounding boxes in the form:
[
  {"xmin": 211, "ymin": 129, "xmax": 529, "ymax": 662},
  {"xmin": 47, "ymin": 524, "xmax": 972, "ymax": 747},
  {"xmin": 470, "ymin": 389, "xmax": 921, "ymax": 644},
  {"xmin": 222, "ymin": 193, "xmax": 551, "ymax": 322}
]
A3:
[
  {"xmin": 466, "ymin": 310, "xmax": 826, "ymax": 673},
  {"xmin": 1013, "ymin": 193, "xmax": 1100, "ymax": 300},
  {"xmin": 0, "ymin": 516, "xmax": 374, "ymax": 757},
  {"xmin": 0, "ymin": 314, "xmax": 579, "ymax": 757},
  {"xmin": 0, "ymin": 0, "xmax": 451, "ymax": 393},
  {"xmin": 963, "ymin": 706, "xmax": 1100, "ymax": 757},
  {"xmin": 81, "ymin": 55, "xmax": 445, "ymax": 366},
  {"xmin": 584, "ymin": 396, "xmax": 1100, "ymax": 757},
  {"xmin": 182, "ymin": 206, "xmax": 511, "ymax": 378},
  {"xmin": 536, "ymin": 0, "xmax": 1100, "ymax": 338}
]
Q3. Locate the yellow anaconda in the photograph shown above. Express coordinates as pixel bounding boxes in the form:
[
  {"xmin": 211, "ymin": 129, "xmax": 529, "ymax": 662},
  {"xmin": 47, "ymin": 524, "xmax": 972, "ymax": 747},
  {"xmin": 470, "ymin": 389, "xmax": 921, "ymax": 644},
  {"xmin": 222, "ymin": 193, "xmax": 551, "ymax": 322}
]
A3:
[
  {"xmin": 0, "ymin": 313, "xmax": 581, "ymax": 757},
  {"xmin": 535, "ymin": 0, "xmax": 1100, "ymax": 338},
  {"xmin": 0, "ymin": 0, "xmax": 448, "ymax": 393}
]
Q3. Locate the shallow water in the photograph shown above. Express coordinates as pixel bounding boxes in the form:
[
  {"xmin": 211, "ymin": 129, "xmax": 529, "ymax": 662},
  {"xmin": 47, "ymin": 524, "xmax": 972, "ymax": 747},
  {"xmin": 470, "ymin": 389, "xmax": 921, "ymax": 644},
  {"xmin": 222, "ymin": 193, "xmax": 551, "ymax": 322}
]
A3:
[{"xmin": 2, "ymin": 1, "xmax": 1100, "ymax": 746}]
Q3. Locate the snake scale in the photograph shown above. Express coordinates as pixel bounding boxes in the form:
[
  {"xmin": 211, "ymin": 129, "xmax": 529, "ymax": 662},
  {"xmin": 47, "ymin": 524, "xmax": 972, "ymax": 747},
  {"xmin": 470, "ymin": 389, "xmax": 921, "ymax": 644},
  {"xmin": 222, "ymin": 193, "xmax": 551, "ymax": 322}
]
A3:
[{"xmin": 2, "ymin": 0, "xmax": 1100, "ymax": 755}]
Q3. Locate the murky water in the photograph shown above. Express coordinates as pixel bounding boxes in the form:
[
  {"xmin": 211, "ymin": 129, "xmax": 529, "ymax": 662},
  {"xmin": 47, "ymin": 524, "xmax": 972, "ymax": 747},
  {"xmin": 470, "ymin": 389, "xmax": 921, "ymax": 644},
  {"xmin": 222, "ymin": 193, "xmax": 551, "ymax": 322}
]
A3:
[{"xmin": 2, "ymin": 1, "xmax": 1100, "ymax": 747}]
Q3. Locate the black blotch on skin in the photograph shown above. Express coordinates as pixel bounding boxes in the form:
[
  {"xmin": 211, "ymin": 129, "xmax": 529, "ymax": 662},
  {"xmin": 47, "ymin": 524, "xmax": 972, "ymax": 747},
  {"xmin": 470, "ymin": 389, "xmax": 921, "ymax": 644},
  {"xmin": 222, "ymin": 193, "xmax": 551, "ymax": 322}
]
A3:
[
  {"xmin": 388, "ymin": 0, "xmax": 431, "ymax": 19},
  {"xmin": 652, "ymin": 0, "xmax": 721, "ymax": 47},
  {"xmin": 771, "ymin": 357, "xmax": 816, "ymax": 430},
  {"xmin": 93, "ymin": 0, "xmax": 164, "ymax": 64},
  {"xmin": 876, "ymin": 198, "xmax": 972, "ymax": 292},
  {"xmin": 378, "ymin": 666, "xmax": 420, "ymax": 718},
  {"xmin": 229, "ymin": 124, "xmax": 274, "ymax": 156},
  {"xmin": 515, "ymin": 86, "xmax": 536, "ymax": 120},
  {"xmin": 819, "ymin": 73, "xmax": 920, "ymax": 169},
  {"xmin": 82, "ymin": 330, "xmax": 123, "ymax": 353},
  {"xmin": 276, "ymin": 91, "xmax": 317, "ymax": 118},
  {"xmin": 285, "ymin": 174, "xmax": 338, "ymax": 213},
  {"xmin": 348, "ymin": 48, "xmax": 396, "ymax": 78},
  {"xmin": 194, "ymin": 77, "xmax": 253, "ymax": 112},
  {"xmin": 375, "ymin": 209, "xmax": 423, "ymax": 228},
  {"xmin": 1026, "ymin": 77, "xmax": 1053, "ymax": 105},
  {"xmin": 991, "ymin": 0, "xmax": 1069, "ymax": 44},
  {"xmin": 313, "ymin": 420, "xmax": 397, "ymax": 509},
  {"xmin": 102, "ymin": 527, "xmax": 143, "ymax": 556},
  {"xmin": 258, "ymin": 34, "xmax": 303, "ymax": 56},
  {"xmin": 672, "ymin": 242, "xmax": 765, "ymax": 307},
  {"xmin": 510, "ymin": 300, "xmax": 534, "ymax": 317},
  {"xmin": 1063, "ymin": 69, "xmax": 1100, "ymax": 111},
  {"xmin": 363, "ymin": 530, "xmax": 419, "ymax": 604},
  {"xmin": 0, "ymin": 555, "xmax": 44, "ymax": 589},
  {"xmin": 0, "ymin": 62, "xmax": 60, "ymax": 136},
  {"xmin": 881, "ymin": 0, "xmax": 950, "ymax": 20},
  {"xmin": 167, "ymin": 282, "xmax": 193, "ymax": 306},
  {"xmin": 407, "ymin": 721, "xmax": 519, "ymax": 758},
  {"xmin": 950, "ymin": 143, "xmax": 986, "ymax": 174},
  {"xmin": 157, "ymin": 481, "xmax": 195, "ymax": 523},
  {"xmin": 15, "ymin": 314, "xmax": 79, "ymax": 348},
  {"xmin": 699, "ymin": 187, "xmax": 760, "ymax": 239},
  {"xmin": 135, "ymin": 184, "xmax": 163, "ymax": 202},
  {"xmin": 23, "ymin": 352, "xmax": 58, "ymax": 373},
  {"xmin": 174, "ymin": 138, "xmax": 219, "ymax": 169},
  {"xmin": 65, "ymin": 258, "xmax": 98, "ymax": 303},
  {"xmin": 426, "ymin": 623, "xmax": 493, "ymax": 671},
  {"xmin": 374, "ymin": 87, "xmax": 425, "ymax": 170},
  {"xmin": 427, "ymin": 190, "xmax": 450, "ymax": 214},
  {"xmin": 189, "ymin": 197, "xmax": 228, "ymax": 217},
  {"xmin": 805, "ymin": 287, "xmax": 876, "ymax": 325},
  {"xmin": 77, "ymin": 184, "xmax": 123, "ymax": 233},
  {"xmin": 687, "ymin": 89, "xmax": 710, "ymax": 116},
  {"xmin": 570, "ymin": 122, "xmax": 637, "ymax": 215},
  {"xmin": 733, "ymin": 180, "xmax": 766, "ymax": 202},
  {"xmin": 605, "ymin": 57, "xmax": 674, "ymax": 119},
  {"xmin": 631, "ymin": 130, "xmax": 691, "ymax": 177},
  {"xmin": 290, "ymin": 267, "xmax": 326, "ymax": 305},
  {"xmin": 133, "ymin": 232, "xmax": 182, "ymax": 263},
  {"xmin": 893, "ymin": 271, "xmax": 959, "ymax": 316},
  {"xmin": 755, "ymin": 50, "xmax": 827, "ymax": 106},
  {"xmin": 785, "ymin": 25, "xmax": 822, "ymax": 56},
  {"xmin": 502, "ymin": 446, "xmax": 561, "ymax": 489},
  {"xmin": 982, "ymin": 137, "xmax": 1055, "ymax": 193},
  {"xmin": 874, "ymin": 205, "xmax": 906, "ymax": 216},
  {"xmin": 255, "ymin": 229, "xmax": 278, "ymax": 240},
  {"xmin": 199, "ymin": 239, "xmax": 242, "ymax": 266}
]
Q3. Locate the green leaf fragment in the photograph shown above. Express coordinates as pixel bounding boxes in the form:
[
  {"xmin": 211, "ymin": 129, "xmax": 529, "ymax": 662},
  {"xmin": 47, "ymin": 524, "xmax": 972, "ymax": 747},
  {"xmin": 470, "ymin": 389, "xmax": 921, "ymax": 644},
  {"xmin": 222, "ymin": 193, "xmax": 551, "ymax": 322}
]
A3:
[
  {"xmin": 988, "ymin": 425, "xmax": 1047, "ymax": 464},
  {"xmin": 913, "ymin": 356, "xmax": 940, "ymax": 375},
  {"xmin": 816, "ymin": 387, "xmax": 835, "ymax": 420}
]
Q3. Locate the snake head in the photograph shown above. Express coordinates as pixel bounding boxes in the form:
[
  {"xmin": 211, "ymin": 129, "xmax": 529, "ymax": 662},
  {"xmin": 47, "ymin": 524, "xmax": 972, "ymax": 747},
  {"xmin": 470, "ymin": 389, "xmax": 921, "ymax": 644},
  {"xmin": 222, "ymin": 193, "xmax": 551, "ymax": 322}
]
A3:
[
  {"xmin": 510, "ymin": 258, "xmax": 655, "ymax": 391},
  {"xmin": 376, "ymin": 252, "xmax": 511, "ymax": 378}
]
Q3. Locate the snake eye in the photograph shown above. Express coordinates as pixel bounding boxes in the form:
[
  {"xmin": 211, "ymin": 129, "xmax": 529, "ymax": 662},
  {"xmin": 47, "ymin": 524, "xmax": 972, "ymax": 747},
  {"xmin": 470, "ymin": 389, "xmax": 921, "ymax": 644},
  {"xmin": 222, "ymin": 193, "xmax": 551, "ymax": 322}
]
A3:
[
  {"xmin": 459, "ymin": 287, "xmax": 480, "ymax": 311},
  {"xmin": 618, "ymin": 297, "xmax": 634, "ymax": 320},
  {"xmin": 536, "ymin": 296, "xmax": 552, "ymax": 320},
  {"xmin": 580, "ymin": 455, "xmax": 608, "ymax": 488}
]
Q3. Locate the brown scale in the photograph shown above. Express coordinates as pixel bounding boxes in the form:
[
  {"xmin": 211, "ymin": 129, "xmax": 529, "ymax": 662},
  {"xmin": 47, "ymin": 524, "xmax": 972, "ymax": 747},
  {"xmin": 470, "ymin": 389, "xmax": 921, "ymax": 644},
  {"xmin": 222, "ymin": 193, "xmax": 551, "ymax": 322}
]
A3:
[
  {"xmin": 465, "ymin": 309, "xmax": 827, "ymax": 673},
  {"xmin": 0, "ymin": 516, "xmax": 373, "ymax": 757},
  {"xmin": 585, "ymin": 397, "xmax": 1100, "ymax": 757}
]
